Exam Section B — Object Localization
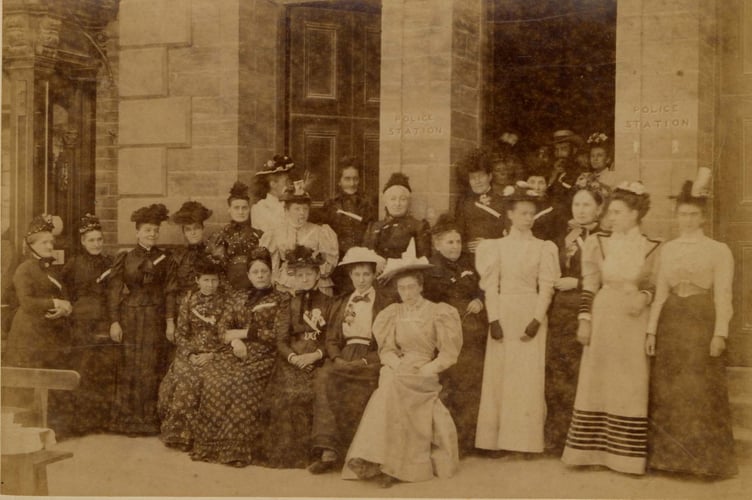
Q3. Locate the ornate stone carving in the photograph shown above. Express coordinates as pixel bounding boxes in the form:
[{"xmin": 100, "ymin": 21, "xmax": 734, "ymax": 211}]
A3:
[
  {"xmin": 36, "ymin": 16, "xmax": 62, "ymax": 58},
  {"xmin": 3, "ymin": 14, "xmax": 33, "ymax": 58}
]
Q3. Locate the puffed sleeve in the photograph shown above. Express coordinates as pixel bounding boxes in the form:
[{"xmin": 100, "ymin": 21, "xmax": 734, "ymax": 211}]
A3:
[
  {"xmin": 535, "ymin": 240, "xmax": 561, "ymax": 322},
  {"xmin": 713, "ymin": 242, "xmax": 734, "ymax": 338},
  {"xmin": 415, "ymin": 219, "xmax": 432, "ymax": 258},
  {"xmin": 475, "ymin": 238, "xmax": 500, "ymax": 323},
  {"xmin": 107, "ymin": 251, "xmax": 127, "ymax": 324},
  {"xmin": 13, "ymin": 262, "xmax": 56, "ymax": 314},
  {"xmin": 421, "ymin": 302, "xmax": 463, "ymax": 374},
  {"xmin": 578, "ymin": 233, "xmax": 603, "ymax": 319},
  {"xmin": 372, "ymin": 303, "xmax": 400, "ymax": 367},
  {"xmin": 259, "ymin": 229, "xmax": 281, "ymax": 280},
  {"xmin": 646, "ymin": 245, "xmax": 671, "ymax": 335},
  {"xmin": 317, "ymin": 224, "xmax": 339, "ymax": 279}
]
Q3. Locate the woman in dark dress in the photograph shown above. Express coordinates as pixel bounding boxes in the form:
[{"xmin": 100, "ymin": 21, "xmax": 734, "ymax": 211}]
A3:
[
  {"xmin": 544, "ymin": 176, "xmax": 608, "ymax": 454},
  {"xmin": 59, "ymin": 214, "xmax": 117, "ymax": 434},
  {"xmin": 645, "ymin": 180, "xmax": 738, "ymax": 478},
  {"xmin": 264, "ymin": 245, "xmax": 332, "ymax": 469},
  {"xmin": 363, "ymin": 172, "xmax": 431, "ymax": 260},
  {"xmin": 169, "ymin": 201, "xmax": 212, "ymax": 306},
  {"xmin": 158, "ymin": 256, "xmax": 227, "ymax": 451},
  {"xmin": 5, "ymin": 214, "xmax": 72, "ymax": 368},
  {"xmin": 108, "ymin": 203, "xmax": 177, "ymax": 435},
  {"xmin": 191, "ymin": 248, "xmax": 291, "ymax": 466},
  {"xmin": 423, "ymin": 214, "xmax": 487, "ymax": 457},
  {"xmin": 308, "ymin": 247, "xmax": 389, "ymax": 474}
]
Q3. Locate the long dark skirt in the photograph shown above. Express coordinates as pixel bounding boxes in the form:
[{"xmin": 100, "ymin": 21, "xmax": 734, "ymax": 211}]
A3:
[
  {"xmin": 110, "ymin": 304, "xmax": 168, "ymax": 435},
  {"xmin": 190, "ymin": 344, "xmax": 276, "ymax": 466},
  {"xmin": 311, "ymin": 343, "xmax": 379, "ymax": 458},
  {"xmin": 264, "ymin": 360, "xmax": 319, "ymax": 468},
  {"xmin": 648, "ymin": 293, "xmax": 738, "ymax": 478},
  {"xmin": 158, "ymin": 353, "xmax": 202, "ymax": 449},
  {"xmin": 544, "ymin": 289, "xmax": 582, "ymax": 454},
  {"xmin": 441, "ymin": 312, "xmax": 487, "ymax": 457}
]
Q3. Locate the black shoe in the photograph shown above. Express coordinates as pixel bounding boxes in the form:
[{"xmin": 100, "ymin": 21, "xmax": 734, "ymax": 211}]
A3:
[
  {"xmin": 348, "ymin": 457, "xmax": 381, "ymax": 480},
  {"xmin": 308, "ymin": 459, "xmax": 337, "ymax": 474},
  {"xmin": 376, "ymin": 473, "xmax": 397, "ymax": 488}
]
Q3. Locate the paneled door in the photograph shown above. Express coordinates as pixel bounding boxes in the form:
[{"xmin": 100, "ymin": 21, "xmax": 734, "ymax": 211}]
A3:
[
  {"xmin": 287, "ymin": 5, "xmax": 381, "ymax": 207},
  {"xmin": 717, "ymin": 0, "xmax": 752, "ymax": 366}
]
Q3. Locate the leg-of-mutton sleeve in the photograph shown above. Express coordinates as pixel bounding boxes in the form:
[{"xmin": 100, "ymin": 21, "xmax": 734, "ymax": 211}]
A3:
[
  {"xmin": 107, "ymin": 251, "xmax": 127, "ymax": 324},
  {"xmin": 475, "ymin": 239, "xmax": 501, "ymax": 323},
  {"xmin": 534, "ymin": 240, "xmax": 561, "ymax": 322},
  {"xmin": 646, "ymin": 249, "xmax": 670, "ymax": 335},
  {"xmin": 315, "ymin": 224, "xmax": 339, "ymax": 279},
  {"xmin": 578, "ymin": 234, "xmax": 603, "ymax": 320},
  {"xmin": 713, "ymin": 242, "xmax": 734, "ymax": 338},
  {"xmin": 421, "ymin": 302, "xmax": 463, "ymax": 374},
  {"xmin": 372, "ymin": 303, "xmax": 401, "ymax": 368}
]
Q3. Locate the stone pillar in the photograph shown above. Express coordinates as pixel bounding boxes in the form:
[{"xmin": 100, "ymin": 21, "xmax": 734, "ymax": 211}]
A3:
[
  {"xmin": 614, "ymin": 0, "xmax": 717, "ymax": 238},
  {"xmin": 379, "ymin": 0, "xmax": 483, "ymax": 222}
]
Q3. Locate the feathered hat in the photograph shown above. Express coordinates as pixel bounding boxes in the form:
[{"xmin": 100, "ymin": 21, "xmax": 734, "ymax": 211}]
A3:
[
  {"xmin": 171, "ymin": 200, "xmax": 213, "ymax": 225},
  {"xmin": 130, "ymin": 203, "xmax": 169, "ymax": 225},
  {"xmin": 193, "ymin": 255, "xmax": 224, "ymax": 276},
  {"xmin": 382, "ymin": 172, "xmax": 412, "ymax": 193},
  {"xmin": 430, "ymin": 213, "xmax": 461, "ymax": 236},
  {"xmin": 227, "ymin": 181, "xmax": 250, "ymax": 202},
  {"xmin": 78, "ymin": 213, "xmax": 102, "ymax": 234},
  {"xmin": 573, "ymin": 173, "xmax": 611, "ymax": 203},
  {"xmin": 378, "ymin": 238, "xmax": 434, "ymax": 283},
  {"xmin": 26, "ymin": 214, "xmax": 63, "ymax": 237},
  {"xmin": 282, "ymin": 179, "xmax": 312, "ymax": 204},
  {"xmin": 255, "ymin": 154, "xmax": 295, "ymax": 176},
  {"xmin": 284, "ymin": 245, "xmax": 325, "ymax": 272}
]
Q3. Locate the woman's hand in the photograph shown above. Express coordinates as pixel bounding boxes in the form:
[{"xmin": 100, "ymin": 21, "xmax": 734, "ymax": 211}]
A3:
[
  {"xmin": 710, "ymin": 336, "xmax": 726, "ymax": 357},
  {"xmin": 223, "ymin": 329, "xmax": 248, "ymax": 343},
  {"xmin": 489, "ymin": 320, "xmax": 504, "ymax": 341},
  {"xmin": 190, "ymin": 352, "xmax": 214, "ymax": 367},
  {"xmin": 165, "ymin": 318, "xmax": 176, "ymax": 343},
  {"xmin": 465, "ymin": 299, "xmax": 483, "ymax": 316},
  {"xmin": 45, "ymin": 307, "xmax": 66, "ymax": 320},
  {"xmin": 627, "ymin": 291, "xmax": 649, "ymax": 317},
  {"xmin": 467, "ymin": 238, "xmax": 484, "ymax": 254},
  {"xmin": 521, "ymin": 318, "xmax": 541, "ymax": 342},
  {"xmin": 576, "ymin": 320, "xmax": 592, "ymax": 346},
  {"xmin": 231, "ymin": 339, "xmax": 247, "ymax": 360},
  {"xmin": 110, "ymin": 322, "xmax": 123, "ymax": 343},
  {"xmin": 645, "ymin": 334, "xmax": 656, "ymax": 356},
  {"xmin": 555, "ymin": 277, "xmax": 579, "ymax": 291},
  {"xmin": 293, "ymin": 352, "xmax": 322, "ymax": 369}
]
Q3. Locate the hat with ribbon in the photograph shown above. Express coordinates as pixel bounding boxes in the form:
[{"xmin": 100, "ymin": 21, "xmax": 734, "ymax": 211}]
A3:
[
  {"xmin": 26, "ymin": 214, "xmax": 63, "ymax": 237},
  {"xmin": 378, "ymin": 238, "xmax": 434, "ymax": 283},
  {"xmin": 285, "ymin": 245, "xmax": 325, "ymax": 272},
  {"xmin": 78, "ymin": 213, "xmax": 102, "ymax": 234},
  {"xmin": 131, "ymin": 203, "xmax": 170, "ymax": 225},
  {"xmin": 338, "ymin": 246, "xmax": 385, "ymax": 268},
  {"xmin": 256, "ymin": 154, "xmax": 295, "ymax": 176},
  {"xmin": 171, "ymin": 200, "xmax": 213, "ymax": 225}
]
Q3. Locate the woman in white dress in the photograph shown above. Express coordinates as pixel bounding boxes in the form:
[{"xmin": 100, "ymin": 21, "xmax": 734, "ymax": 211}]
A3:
[
  {"xmin": 343, "ymin": 241, "xmax": 462, "ymax": 488},
  {"xmin": 250, "ymin": 154, "xmax": 294, "ymax": 234},
  {"xmin": 475, "ymin": 181, "xmax": 560, "ymax": 455}
]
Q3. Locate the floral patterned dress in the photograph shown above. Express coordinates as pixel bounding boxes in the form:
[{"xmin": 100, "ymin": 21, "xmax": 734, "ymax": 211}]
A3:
[
  {"xmin": 190, "ymin": 287, "xmax": 290, "ymax": 466},
  {"xmin": 158, "ymin": 290, "xmax": 230, "ymax": 449},
  {"xmin": 207, "ymin": 220, "xmax": 263, "ymax": 291}
]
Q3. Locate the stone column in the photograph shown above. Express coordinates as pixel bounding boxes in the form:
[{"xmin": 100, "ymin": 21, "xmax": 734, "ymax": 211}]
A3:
[
  {"xmin": 378, "ymin": 0, "xmax": 483, "ymax": 222},
  {"xmin": 614, "ymin": 0, "xmax": 717, "ymax": 238}
]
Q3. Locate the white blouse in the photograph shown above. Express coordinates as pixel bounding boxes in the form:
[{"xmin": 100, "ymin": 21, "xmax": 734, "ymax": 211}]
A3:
[{"xmin": 251, "ymin": 194, "xmax": 285, "ymax": 235}]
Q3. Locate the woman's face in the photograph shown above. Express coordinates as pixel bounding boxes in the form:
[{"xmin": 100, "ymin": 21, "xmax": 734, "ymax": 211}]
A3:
[
  {"xmin": 195, "ymin": 274, "xmax": 220, "ymax": 296},
  {"xmin": 384, "ymin": 187, "xmax": 410, "ymax": 217},
  {"xmin": 527, "ymin": 176, "xmax": 547, "ymax": 197},
  {"xmin": 507, "ymin": 200, "xmax": 537, "ymax": 231},
  {"xmin": 491, "ymin": 160, "xmax": 509, "ymax": 187},
  {"xmin": 676, "ymin": 203, "xmax": 705, "ymax": 233},
  {"xmin": 348, "ymin": 264, "xmax": 375, "ymax": 294},
  {"xmin": 468, "ymin": 171, "xmax": 492, "ymax": 195},
  {"xmin": 286, "ymin": 202, "xmax": 310, "ymax": 228},
  {"xmin": 228, "ymin": 199, "xmax": 250, "ymax": 223},
  {"xmin": 81, "ymin": 230, "xmax": 104, "ymax": 256},
  {"xmin": 136, "ymin": 223, "xmax": 160, "ymax": 248},
  {"xmin": 182, "ymin": 222, "xmax": 204, "ymax": 245},
  {"xmin": 247, "ymin": 260, "xmax": 272, "ymax": 289},
  {"xmin": 268, "ymin": 173, "xmax": 290, "ymax": 198},
  {"xmin": 294, "ymin": 266, "xmax": 320, "ymax": 291},
  {"xmin": 589, "ymin": 147, "xmax": 611, "ymax": 172},
  {"xmin": 571, "ymin": 190, "xmax": 601, "ymax": 226},
  {"xmin": 339, "ymin": 167, "xmax": 360, "ymax": 195},
  {"xmin": 396, "ymin": 274, "xmax": 423, "ymax": 305},
  {"xmin": 607, "ymin": 199, "xmax": 639, "ymax": 233},
  {"xmin": 30, "ymin": 232, "xmax": 55, "ymax": 259},
  {"xmin": 434, "ymin": 230, "xmax": 462, "ymax": 262}
]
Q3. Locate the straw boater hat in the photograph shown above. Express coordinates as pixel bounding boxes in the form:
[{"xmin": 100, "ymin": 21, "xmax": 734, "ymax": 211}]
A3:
[
  {"xmin": 378, "ymin": 238, "xmax": 434, "ymax": 283},
  {"xmin": 78, "ymin": 213, "xmax": 102, "ymax": 235},
  {"xmin": 338, "ymin": 246, "xmax": 384, "ymax": 268},
  {"xmin": 284, "ymin": 245, "xmax": 325, "ymax": 273},
  {"xmin": 131, "ymin": 203, "xmax": 170, "ymax": 226},
  {"xmin": 551, "ymin": 129, "xmax": 585, "ymax": 148},
  {"xmin": 171, "ymin": 201, "xmax": 213, "ymax": 225},
  {"xmin": 255, "ymin": 154, "xmax": 295, "ymax": 177}
]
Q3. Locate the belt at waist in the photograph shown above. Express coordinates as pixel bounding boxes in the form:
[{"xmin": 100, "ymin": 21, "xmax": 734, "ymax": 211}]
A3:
[
  {"xmin": 345, "ymin": 337, "xmax": 371, "ymax": 346},
  {"xmin": 670, "ymin": 282, "xmax": 709, "ymax": 298}
]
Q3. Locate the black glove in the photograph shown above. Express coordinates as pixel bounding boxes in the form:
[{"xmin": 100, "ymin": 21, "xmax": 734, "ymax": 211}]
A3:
[
  {"xmin": 489, "ymin": 320, "xmax": 504, "ymax": 341},
  {"xmin": 521, "ymin": 318, "xmax": 541, "ymax": 341}
]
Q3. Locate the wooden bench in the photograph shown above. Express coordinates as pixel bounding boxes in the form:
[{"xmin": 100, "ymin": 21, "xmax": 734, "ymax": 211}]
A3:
[{"xmin": 1, "ymin": 367, "xmax": 80, "ymax": 495}]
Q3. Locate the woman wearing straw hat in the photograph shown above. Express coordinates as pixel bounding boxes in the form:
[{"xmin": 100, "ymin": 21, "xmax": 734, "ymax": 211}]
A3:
[
  {"xmin": 251, "ymin": 154, "xmax": 294, "ymax": 234},
  {"xmin": 343, "ymin": 240, "xmax": 462, "ymax": 488}
]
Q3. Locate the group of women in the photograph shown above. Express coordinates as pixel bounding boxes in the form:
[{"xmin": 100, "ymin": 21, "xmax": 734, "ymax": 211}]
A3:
[{"xmin": 3, "ymin": 132, "xmax": 738, "ymax": 488}]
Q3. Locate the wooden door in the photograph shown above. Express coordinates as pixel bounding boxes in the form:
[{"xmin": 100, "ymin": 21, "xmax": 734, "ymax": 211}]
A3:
[
  {"xmin": 287, "ymin": 5, "xmax": 380, "ymax": 207},
  {"xmin": 717, "ymin": 0, "xmax": 752, "ymax": 366}
]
